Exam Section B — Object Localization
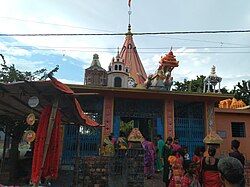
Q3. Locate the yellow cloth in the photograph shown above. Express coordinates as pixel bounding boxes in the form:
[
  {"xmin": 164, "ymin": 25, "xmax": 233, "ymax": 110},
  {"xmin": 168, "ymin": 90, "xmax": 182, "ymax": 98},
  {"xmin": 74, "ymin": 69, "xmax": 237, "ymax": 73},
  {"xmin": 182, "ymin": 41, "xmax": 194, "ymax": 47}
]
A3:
[{"xmin": 102, "ymin": 138, "xmax": 115, "ymax": 156}]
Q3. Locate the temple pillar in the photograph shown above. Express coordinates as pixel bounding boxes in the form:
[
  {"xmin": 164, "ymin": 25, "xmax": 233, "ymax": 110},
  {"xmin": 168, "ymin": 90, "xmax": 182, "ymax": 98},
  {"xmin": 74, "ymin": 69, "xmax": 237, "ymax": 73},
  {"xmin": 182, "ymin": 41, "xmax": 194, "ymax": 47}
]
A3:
[
  {"xmin": 102, "ymin": 96, "xmax": 114, "ymax": 143},
  {"xmin": 203, "ymin": 81, "xmax": 206, "ymax": 93},
  {"xmin": 207, "ymin": 80, "xmax": 211, "ymax": 92},
  {"xmin": 164, "ymin": 99, "xmax": 175, "ymax": 141},
  {"xmin": 204, "ymin": 101, "xmax": 215, "ymax": 135}
]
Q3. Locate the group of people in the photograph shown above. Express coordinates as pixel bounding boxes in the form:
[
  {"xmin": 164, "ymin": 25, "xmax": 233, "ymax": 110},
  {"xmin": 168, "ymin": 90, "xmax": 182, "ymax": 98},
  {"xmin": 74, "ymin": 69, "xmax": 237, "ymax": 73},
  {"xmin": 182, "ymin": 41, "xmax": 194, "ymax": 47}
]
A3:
[
  {"xmin": 101, "ymin": 133, "xmax": 246, "ymax": 187},
  {"xmin": 159, "ymin": 137, "xmax": 246, "ymax": 187}
]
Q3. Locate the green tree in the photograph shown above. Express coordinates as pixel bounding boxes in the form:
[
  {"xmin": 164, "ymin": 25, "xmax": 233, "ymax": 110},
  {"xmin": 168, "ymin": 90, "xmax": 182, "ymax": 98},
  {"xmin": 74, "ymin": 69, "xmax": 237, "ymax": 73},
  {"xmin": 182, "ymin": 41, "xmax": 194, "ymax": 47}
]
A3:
[
  {"xmin": 220, "ymin": 87, "xmax": 230, "ymax": 94},
  {"xmin": 173, "ymin": 75, "xmax": 232, "ymax": 94},
  {"xmin": 0, "ymin": 54, "xmax": 47, "ymax": 83},
  {"xmin": 234, "ymin": 80, "xmax": 250, "ymax": 105},
  {"xmin": 173, "ymin": 75, "xmax": 206, "ymax": 92}
]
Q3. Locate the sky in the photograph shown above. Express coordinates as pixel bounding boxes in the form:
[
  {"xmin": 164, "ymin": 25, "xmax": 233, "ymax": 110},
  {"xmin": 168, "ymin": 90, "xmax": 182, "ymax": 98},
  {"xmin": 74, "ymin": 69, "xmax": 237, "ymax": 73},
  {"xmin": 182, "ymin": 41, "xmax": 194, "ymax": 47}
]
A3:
[{"xmin": 0, "ymin": 0, "xmax": 250, "ymax": 89}]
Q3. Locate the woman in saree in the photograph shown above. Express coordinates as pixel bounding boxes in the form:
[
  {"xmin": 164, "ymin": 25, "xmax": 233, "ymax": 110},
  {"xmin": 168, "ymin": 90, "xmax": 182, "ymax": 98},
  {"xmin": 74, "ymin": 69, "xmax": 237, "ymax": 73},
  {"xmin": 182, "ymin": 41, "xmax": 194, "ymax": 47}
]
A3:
[
  {"xmin": 142, "ymin": 137, "xmax": 156, "ymax": 179},
  {"xmin": 156, "ymin": 135, "xmax": 165, "ymax": 172},
  {"xmin": 168, "ymin": 148, "xmax": 185, "ymax": 187},
  {"xmin": 201, "ymin": 146, "xmax": 222, "ymax": 187}
]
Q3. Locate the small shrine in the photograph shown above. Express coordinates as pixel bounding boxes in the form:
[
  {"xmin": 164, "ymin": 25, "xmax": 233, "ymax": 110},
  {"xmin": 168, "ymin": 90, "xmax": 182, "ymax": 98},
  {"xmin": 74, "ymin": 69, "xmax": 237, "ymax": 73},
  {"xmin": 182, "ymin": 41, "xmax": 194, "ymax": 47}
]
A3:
[
  {"xmin": 203, "ymin": 65, "xmax": 222, "ymax": 93},
  {"xmin": 127, "ymin": 128, "xmax": 144, "ymax": 142},
  {"xmin": 144, "ymin": 49, "xmax": 179, "ymax": 91},
  {"xmin": 107, "ymin": 49, "xmax": 131, "ymax": 88},
  {"xmin": 203, "ymin": 130, "xmax": 223, "ymax": 148}
]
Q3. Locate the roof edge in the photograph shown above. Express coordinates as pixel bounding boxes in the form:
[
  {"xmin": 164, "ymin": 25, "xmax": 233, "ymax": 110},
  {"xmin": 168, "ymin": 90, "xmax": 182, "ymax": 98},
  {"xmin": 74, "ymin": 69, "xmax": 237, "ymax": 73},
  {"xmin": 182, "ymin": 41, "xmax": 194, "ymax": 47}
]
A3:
[
  {"xmin": 67, "ymin": 83, "xmax": 233, "ymax": 98},
  {"xmin": 215, "ymin": 107, "xmax": 250, "ymax": 114}
]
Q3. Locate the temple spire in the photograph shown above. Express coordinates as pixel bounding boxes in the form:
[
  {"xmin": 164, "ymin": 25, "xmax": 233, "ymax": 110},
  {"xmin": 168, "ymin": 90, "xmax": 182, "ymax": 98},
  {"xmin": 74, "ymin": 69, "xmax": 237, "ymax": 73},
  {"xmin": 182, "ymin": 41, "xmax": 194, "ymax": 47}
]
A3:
[
  {"xmin": 120, "ymin": 26, "xmax": 146, "ymax": 85},
  {"xmin": 127, "ymin": 2, "xmax": 132, "ymax": 35}
]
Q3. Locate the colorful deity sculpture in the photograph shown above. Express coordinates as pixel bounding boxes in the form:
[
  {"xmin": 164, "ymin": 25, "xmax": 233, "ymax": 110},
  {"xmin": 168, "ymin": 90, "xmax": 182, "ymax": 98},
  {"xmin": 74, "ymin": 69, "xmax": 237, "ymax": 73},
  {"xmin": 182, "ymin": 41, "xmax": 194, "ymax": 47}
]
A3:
[{"xmin": 144, "ymin": 49, "xmax": 179, "ymax": 91}]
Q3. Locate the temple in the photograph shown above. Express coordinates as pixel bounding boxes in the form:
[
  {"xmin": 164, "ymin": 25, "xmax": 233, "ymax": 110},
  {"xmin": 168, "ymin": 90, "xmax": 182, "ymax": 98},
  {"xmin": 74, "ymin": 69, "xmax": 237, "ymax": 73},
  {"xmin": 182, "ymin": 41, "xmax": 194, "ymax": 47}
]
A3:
[
  {"xmin": 63, "ymin": 23, "xmax": 249, "ymax": 166},
  {"xmin": 1, "ymin": 7, "xmax": 250, "ymax": 187},
  {"xmin": 0, "ymin": 22, "xmax": 250, "ymax": 187},
  {"xmin": 61, "ymin": 24, "xmax": 237, "ymax": 164}
]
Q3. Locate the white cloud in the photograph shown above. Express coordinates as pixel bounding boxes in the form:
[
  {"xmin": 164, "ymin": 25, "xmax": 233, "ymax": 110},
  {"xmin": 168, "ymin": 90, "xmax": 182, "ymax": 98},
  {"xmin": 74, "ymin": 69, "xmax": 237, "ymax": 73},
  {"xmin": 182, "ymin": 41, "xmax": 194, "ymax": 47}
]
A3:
[
  {"xmin": 5, "ymin": 56, "xmax": 45, "ymax": 71},
  {"xmin": 6, "ymin": 48, "xmax": 31, "ymax": 57},
  {"xmin": 1, "ymin": 39, "xmax": 38, "ymax": 57},
  {"xmin": 140, "ymin": 48, "xmax": 212, "ymax": 82},
  {"xmin": 222, "ymin": 75, "xmax": 250, "ymax": 90},
  {"xmin": 142, "ymin": 54, "xmax": 161, "ymax": 75}
]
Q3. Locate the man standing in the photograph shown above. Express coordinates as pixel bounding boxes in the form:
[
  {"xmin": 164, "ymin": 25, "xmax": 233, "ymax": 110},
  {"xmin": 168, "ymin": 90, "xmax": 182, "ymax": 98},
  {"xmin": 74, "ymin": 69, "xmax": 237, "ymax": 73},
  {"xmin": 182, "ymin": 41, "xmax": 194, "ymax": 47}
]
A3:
[
  {"xmin": 156, "ymin": 135, "xmax": 165, "ymax": 172},
  {"xmin": 162, "ymin": 137, "xmax": 173, "ymax": 187},
  {"xmin": 229, "ymin": 139, "xmax": 245, "ymax": 166}
]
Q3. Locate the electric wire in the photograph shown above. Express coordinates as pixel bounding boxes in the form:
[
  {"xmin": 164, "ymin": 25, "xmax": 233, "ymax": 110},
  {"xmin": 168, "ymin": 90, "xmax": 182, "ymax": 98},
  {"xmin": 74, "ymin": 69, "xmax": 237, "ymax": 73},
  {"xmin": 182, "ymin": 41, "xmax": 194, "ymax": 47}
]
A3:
[
  {"xmin": 145, "ymin": 35, "xmax": 250, "ymax": 47},
  {"xmin": 1, "ymin": 29, "xmax": 250, "ymax": 37},
  {"xmin": 1, "ymin": 48, "xmax": 249, "ymax": 54}
]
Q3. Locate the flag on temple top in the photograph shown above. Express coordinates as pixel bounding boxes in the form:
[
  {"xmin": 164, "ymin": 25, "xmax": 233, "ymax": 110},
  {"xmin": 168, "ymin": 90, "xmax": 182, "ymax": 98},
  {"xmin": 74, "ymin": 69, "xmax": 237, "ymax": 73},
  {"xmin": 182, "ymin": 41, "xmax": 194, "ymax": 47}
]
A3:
[{"xmin": 128, "ymin": 0, "xmax": 132, "ymax": 7}]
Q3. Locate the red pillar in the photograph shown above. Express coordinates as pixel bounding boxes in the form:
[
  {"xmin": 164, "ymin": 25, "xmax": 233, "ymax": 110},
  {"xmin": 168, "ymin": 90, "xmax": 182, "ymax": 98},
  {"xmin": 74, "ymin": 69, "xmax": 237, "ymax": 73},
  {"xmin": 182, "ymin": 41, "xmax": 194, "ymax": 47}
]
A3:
[
  {"xmin": 102, "ymin": 96, "xmax": 114, "ymax": 141},
  {"xmin": 164, "ymin": 99, "xmax": 175, "ymax": 141}
]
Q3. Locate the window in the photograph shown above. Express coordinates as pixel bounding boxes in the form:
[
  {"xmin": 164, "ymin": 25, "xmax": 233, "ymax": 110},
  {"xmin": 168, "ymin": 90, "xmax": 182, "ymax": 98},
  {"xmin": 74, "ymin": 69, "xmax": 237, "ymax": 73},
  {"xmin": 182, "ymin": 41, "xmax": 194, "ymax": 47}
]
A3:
[
  {"xmin": 114, "ymin": 77, "xmax": 122, "ymax": 87},
  {"xmin": 119, "ymin": 65, "xmax": 122, "ymax": 71},
  {"xmin": 115, "ymin": 65, "xmax": 118, "ymax": 70},
  {"xmin": 231, "ymin": 122, "xmax": 245, "ymax": 137}
]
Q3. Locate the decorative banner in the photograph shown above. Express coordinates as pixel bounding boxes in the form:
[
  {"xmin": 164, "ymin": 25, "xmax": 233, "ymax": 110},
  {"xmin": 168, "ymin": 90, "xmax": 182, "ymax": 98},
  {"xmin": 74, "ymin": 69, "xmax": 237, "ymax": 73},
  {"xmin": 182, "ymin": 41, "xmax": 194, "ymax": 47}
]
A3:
[
  {"xmin": 102, "ymin": 96, "xmax": 114, "ymax": 137},
  {"xmin": 164, "ymin": 100, "xmax": 174, "ymax": 140},
  {"xmin": 206, "ymin": 101, "xmax": 215, "ymax": 132},
  {"xmin": 23, "ymin": 130, "xmax": 36, "ymax": 143},
  {"xmin": 26, "ymin": 113, "xmax": 36, "ymax": 126},
  {"xmin": 28, "ymin": 96, "xmax": 39, "ymax": 108}
]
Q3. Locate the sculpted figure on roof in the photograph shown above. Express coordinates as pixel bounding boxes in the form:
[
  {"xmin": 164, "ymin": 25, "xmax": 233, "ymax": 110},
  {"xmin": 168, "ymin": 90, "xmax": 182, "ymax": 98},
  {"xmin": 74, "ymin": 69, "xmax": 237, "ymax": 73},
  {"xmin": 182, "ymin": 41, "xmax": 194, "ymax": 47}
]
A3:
[{"xmin": 144, "ymin": 49, "xmax": 179, "ymax": 91}]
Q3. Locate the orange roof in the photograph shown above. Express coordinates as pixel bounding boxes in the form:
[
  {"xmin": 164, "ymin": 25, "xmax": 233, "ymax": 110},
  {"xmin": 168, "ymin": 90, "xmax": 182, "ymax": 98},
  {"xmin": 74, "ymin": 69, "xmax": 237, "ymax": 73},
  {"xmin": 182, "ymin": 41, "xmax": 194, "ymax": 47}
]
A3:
[
  {"xmin": 160, "ymin": 50, "xmax": 179, "ymax": 67},
  {"xmin": 120, "ymin": 25, "xmax": 147, "ymax": 85}
]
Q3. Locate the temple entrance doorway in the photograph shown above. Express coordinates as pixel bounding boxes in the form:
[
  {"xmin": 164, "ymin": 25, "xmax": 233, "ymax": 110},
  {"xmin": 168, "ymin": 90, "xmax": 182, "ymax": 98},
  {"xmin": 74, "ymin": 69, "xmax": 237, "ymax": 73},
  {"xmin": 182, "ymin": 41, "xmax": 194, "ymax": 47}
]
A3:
[
  {"xmin": 119, "ymin": 117, "xmax": 157, "ymax": 141},
  {"xmin": 113, "ymin": 98, "xmax": 164, "ymax": 142}
]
